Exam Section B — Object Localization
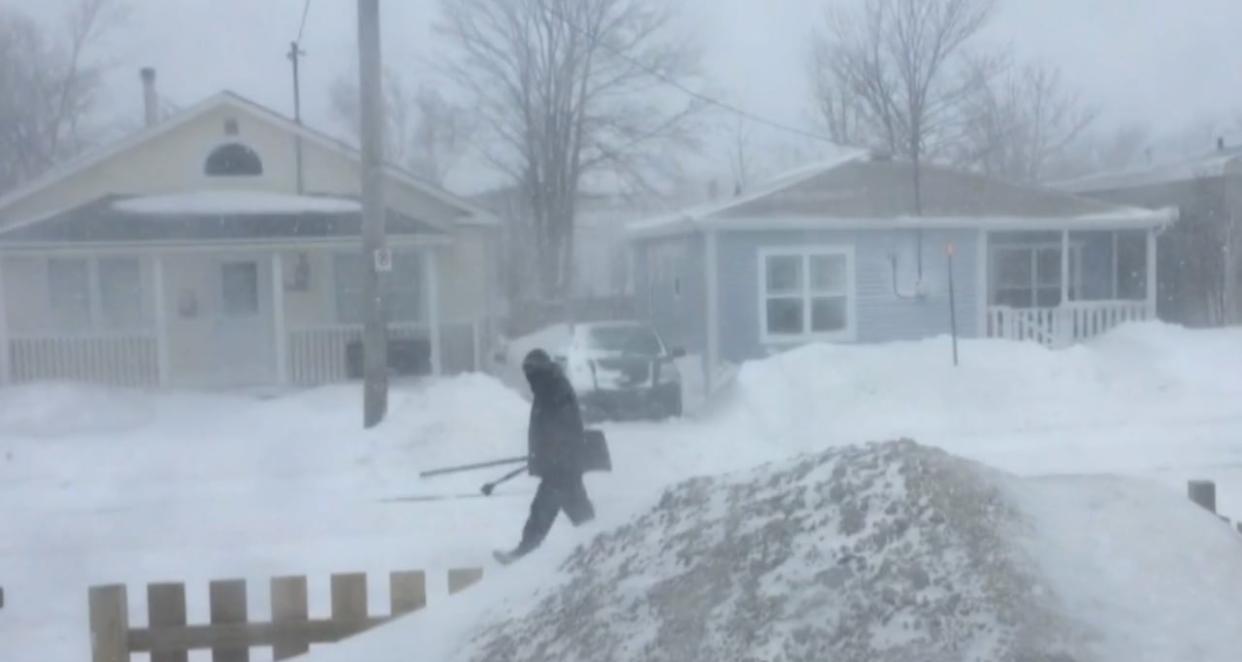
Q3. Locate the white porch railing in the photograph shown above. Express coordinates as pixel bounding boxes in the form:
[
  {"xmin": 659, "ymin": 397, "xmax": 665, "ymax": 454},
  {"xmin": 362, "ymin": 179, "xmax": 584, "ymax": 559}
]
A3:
[
  {"xmin": 8, "ymin": 333, "xmax": 159, "ymax": 386},
  {"xmin": 987, "ymin": 301, "xmax": 1151, "ymax": 347}
]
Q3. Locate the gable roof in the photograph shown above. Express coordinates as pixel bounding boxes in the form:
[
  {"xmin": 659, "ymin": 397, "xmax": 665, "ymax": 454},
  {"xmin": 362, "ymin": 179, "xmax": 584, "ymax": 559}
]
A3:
[
  {"xmin": 1055, "ymin": 147, "xmax": 1242, "ymax": 194},
  {"xmin": 0, "ymin": 91, "xmax": 497, "ymax": 227},
  {"xmin": 629, "ymin": 153, "xmax": 1173, "ymax": 238}
]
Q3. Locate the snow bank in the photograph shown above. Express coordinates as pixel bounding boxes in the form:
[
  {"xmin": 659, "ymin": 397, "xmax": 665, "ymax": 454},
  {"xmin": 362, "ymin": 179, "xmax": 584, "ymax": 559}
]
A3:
[{"xmin": 112, "ymin": 190, "xmax": 361, "ymax": 215}]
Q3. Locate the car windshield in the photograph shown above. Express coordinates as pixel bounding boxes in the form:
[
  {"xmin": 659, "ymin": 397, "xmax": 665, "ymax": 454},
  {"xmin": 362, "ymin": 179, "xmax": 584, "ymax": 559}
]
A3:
[{"xmin": 586, "ymin": 326, "xmax": 663, "ymax": 356}]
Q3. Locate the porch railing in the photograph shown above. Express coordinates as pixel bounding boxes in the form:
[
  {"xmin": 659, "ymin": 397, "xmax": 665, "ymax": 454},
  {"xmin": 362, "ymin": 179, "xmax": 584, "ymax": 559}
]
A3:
[
  {"xmin": 987, "ymin": 301, "xmax": 1150, "ymax": 347},
  {"xmin": 8, "ymin": 333, "xmax": 159, "ymax": 387},
  {"xmin": 287, "ymin": 323, "xmax": 427, "ymax": 385}
]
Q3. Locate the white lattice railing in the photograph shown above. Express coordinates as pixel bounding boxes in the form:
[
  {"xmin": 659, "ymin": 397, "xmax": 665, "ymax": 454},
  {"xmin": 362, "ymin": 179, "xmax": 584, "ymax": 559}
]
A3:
[
  {"xmin": 9, "ymin": 333, "xmax": 159, "ymax": 386},
  {"xmin": 988, "ymin": 301, "xmax": 1151, "ymax": 347}
]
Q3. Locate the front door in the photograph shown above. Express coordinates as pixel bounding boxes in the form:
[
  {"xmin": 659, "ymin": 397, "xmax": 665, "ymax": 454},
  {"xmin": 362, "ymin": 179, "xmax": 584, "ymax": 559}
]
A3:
[{"xmin": 214, "ymin": 259, "xmax": 273, "ymax": 385}]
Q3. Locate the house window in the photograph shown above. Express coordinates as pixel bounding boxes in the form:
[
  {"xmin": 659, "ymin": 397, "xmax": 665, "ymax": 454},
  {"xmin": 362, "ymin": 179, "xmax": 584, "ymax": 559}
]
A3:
[
  {"xmin": 98, "ymin": 257, "xmax": 143, "ymax": 328},
  {"xmin": 205, "ymin": 142, "xmax": 263, "ymax": 176},
  {"xmin": 49, "ymin": 258, "xmax": 91, "ymax": 328},
  {"xmin": 991, "ymin": 244, "xmax": 1083, "ymax": 308},
  {"xmin": 49, "ymin": 256, "xmax": 144, "ymax": 331},
  {"xmin": 760, "ymin": 248, "xmax": 853, "ymax": 341},
  {"xmin": 334, "ymin": 252, "xmax": 423, "ymax": 324}
]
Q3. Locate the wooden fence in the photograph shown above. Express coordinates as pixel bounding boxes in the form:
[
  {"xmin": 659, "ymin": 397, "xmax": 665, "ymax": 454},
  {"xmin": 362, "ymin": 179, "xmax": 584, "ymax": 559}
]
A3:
[{"xmin": 89, "ymin": 568, "xmax": 484, "ymax": 662}]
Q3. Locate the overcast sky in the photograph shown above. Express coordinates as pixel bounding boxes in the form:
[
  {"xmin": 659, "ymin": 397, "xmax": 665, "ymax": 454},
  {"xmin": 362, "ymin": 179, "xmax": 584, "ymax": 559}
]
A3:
[{"xmin": 8, "ymin": 0, "xmax": 1242, "ymax": 188}]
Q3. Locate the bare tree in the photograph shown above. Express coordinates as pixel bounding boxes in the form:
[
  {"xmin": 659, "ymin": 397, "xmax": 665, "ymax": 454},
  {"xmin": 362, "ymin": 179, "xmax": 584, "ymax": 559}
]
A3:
[
  {"xmin": 956, "ymin": 61, "xmax": 1096, "ymax": 183},
  {"xmin": 726, "ymin": 117, "xmax": 755, "ymax": 195},
  {"xmin": 0, "ymin": 0, "xmax": 125, "ymax": 195},
  {"xmin": 438, "ymin": 0, "xmax": 702, "ymax": 299},
  {"xmin": 810, "ymin": 0, "xmax": 997, "ymax": 210},
  {"xmin": 330, "ymin": 71, "xmax": 475, "ymax": 185}
]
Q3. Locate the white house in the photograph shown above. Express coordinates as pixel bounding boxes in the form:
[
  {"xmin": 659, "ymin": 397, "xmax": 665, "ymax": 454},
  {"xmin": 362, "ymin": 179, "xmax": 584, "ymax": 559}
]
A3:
[{"xmin": 0, "ymin": 80, "xmax": 499, "ymax": 388}]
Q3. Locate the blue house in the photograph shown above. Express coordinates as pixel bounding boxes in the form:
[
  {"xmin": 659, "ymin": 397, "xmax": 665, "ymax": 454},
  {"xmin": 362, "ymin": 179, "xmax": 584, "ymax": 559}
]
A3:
[{"xmin": 628, "ymin": 152, "xmax": 1176, "ymax": 391}]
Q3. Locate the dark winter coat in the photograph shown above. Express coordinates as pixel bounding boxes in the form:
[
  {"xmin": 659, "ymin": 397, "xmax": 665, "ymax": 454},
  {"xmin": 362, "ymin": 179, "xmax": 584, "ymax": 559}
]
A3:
[{"xmin": 527, "ymin": 365, "xmax": 585, "ymax": 478}]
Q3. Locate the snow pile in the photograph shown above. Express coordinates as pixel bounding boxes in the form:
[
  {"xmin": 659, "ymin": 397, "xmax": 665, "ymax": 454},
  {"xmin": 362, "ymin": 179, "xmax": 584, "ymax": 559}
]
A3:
[
  {"xmin": 112, "ymin": 190, "xmax": 361, "ymax": 215},
  {"xmin": 468, "ymin": 441, "xmax": 1080, "ymax": 662}
]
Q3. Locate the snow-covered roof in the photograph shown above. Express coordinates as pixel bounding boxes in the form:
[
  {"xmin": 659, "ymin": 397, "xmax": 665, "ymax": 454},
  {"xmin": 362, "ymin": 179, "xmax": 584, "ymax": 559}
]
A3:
[
  {"xmin": 629, "ymin": 153, "xmax": 1172, "ymax": 239},
  {"xmin": 1056, "ymin": 147, "xmax": 1242, "ymax": 194},
  {"xmin": 0, "ymin": 91, "xmax": 498, "ymax": 228},
  {"xmin": 112, "ymin": 190, "xmax": 362, "ymax": 216}
]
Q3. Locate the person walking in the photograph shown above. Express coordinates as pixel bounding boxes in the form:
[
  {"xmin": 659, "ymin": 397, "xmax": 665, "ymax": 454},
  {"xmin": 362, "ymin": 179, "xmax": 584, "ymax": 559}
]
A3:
[{"xmin": 494, "ymin": 349, "xmax": 595, "ymax": 564}]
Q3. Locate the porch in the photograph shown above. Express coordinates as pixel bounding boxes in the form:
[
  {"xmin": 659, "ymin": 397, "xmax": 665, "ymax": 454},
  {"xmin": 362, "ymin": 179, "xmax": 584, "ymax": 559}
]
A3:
[
  {"xmin": 984, "ymin": 227, "xmax": 1158, "ymax": 347},
  {"xmin": 0, "ymin": 191, "xmax": 493, "ymax": 388}
]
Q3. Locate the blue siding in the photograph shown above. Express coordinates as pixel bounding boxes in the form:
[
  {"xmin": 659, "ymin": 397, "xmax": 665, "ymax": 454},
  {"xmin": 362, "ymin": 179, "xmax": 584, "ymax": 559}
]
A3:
[
  {"xmin": 716, "ymin": 228, "xmax": 981, "ymax": 362},
  {"xmin": 635, "ymin": 234, "xmax": 707, "ymax": 355}
]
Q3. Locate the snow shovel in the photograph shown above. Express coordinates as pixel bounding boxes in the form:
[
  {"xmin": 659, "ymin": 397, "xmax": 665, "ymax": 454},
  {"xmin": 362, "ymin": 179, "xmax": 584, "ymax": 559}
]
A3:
[
  {"xmin": 481, "ymin": 465, "xmax": 528, "ymax": 496},
  {"xmin": 419, "ymin": 455, "xmax": 528, "ymax": 478}
]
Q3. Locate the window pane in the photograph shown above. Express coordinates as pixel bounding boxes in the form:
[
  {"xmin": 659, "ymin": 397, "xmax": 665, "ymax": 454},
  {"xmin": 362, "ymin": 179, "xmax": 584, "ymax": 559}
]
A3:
[
  {"xmin": 811, "ymin": 296, "xmax": 847, "ymax": 332},
  {"xmin": 221, "ymin": 262, "xmax": 259, "ymax": 316},
  {"xmin": 765, "ymin": 255, "xmax": 801, "ymax": 294},
  {"xmin": 1036, "ymin": 247, "xmax": 1062, "ymax": 287},
  {"xmin": 765, "ymin": 297, "xmax": 802, "ymax": 335},
  {"xmin": 995, "ymin": 288, "xmax": 1033, "ymax": 308},
  {"xmin": 995, "ymin": 248, "xmax": 1031, "ymax": 289},
  {"xmin": 809, "ymin": 254, "xmax": 847, "ymax": 293},
  {"xmin": 99, "ymin": 258, "xmax": 142, "ymax": 329},
  {"xmin": 389, "ymin": 253, "xmax": 423, "ymax": 322},
  {"xmin": 49, "ymin": 258, "xmax": 90, "ymax": 328},
  {"xmin": 334, "ymin": 254, "xmax": 363, "ymax": 324}
]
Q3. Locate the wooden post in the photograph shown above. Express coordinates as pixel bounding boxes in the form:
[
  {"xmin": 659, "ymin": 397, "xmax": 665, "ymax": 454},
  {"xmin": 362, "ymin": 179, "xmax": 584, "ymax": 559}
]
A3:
[
  {"xmin": 1188, "ymin": 480, "xmax": 1217, "ymax": 513},
  {"xmin": 358, "ymin": 0, "xmax": 389, "ymax": 427},
  {"xmin": 148, "ymin": 583, "xmax": 188, "ymax": 662},
  {"xmin": 209, "ymin": 580, "xmax": 249, "ymax": 662},
  {"xmin": 271, "ymin": 576, "xmax": 309, "ymax": 660},
  {"xmin": 1146, "ymin": 227, "xmax": 1158, "ymax": 319},
  {"xmin": 89, "ymin": 585, "xmax": 130, "ymax": 662},
  {"xmin": 389, "ymin": 571, "xmax": 427, "ymax": 615},
  {"xmin": 425, "ymin": 248, "xmax": 442, "ymax": 375},
  {"xmin": 331, "ymin": 573, "xmax": 368, "ymax": 628},
  {"xmin": 447, "ymin": 568, "xmax": 483, "ymax": 595},
  {"xmin": 272, "ymin": 252, "xmax": 288, "ymax": 385},
  {"xmin": 152, "ymin": 255, "xmax": 169, "ymax": 385}
]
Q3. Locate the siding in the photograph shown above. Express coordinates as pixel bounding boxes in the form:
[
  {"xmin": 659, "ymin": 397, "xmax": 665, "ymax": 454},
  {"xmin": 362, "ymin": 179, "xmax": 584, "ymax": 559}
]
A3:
[
  {"xmin": 634, "ymin": 233, "xmax": 707, "ymax": 355},
  {"xmin": 716, "ymin": 228, "xmax": 980, "ymax": 363}
]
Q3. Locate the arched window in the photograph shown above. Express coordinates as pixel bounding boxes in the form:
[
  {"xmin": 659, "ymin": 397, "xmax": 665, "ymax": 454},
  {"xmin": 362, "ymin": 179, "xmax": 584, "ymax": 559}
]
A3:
[{"xmin": 204, "ymin": 143, "xmax": 263, "ymax": 176}]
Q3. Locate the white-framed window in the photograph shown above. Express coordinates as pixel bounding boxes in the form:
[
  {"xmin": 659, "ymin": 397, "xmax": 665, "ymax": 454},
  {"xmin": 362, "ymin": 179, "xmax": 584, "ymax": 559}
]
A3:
[
  {"xmin": 47, "ymin": 256, "xmax": 144, "ymax": 331},
  {"xmin": 334, "ymin": 251, "xmax": 424, "ymax": 324},
  {"xmin": 990, "ymin": 243, "xmax": 1083, "ymax": 308},
  {"xmin": 759, "ymin": 247, "xmax": 854, "ymax": 342}
]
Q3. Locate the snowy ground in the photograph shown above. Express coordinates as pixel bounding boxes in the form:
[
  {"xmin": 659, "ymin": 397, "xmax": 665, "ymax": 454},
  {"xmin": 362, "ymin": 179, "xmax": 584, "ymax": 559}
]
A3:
[{"xmin": 2, "ymin": 322, "xmax": 1241, "ymax": 660}]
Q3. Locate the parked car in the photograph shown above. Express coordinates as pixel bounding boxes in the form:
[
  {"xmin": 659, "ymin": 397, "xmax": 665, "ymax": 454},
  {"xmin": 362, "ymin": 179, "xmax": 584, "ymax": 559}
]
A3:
[{"xmin": 551, "ymin": 322, "xmax": 685, "ymax": 422}]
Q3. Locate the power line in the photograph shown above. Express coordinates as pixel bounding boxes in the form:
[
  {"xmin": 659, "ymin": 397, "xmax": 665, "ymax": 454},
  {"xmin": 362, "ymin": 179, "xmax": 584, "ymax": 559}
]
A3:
[
  {"xmin": 296, "ymin": 0, "xmax": 312, "ymax": 43},
  {"xmin": 543, "ymin": 5, "xmax": 838, "ymax": 146}
]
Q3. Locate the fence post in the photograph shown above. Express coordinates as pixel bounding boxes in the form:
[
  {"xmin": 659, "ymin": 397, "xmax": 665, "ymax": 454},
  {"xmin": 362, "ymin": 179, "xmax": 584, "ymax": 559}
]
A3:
[
  {"xmin": 148, "ymin": 583, "xmax": 188, "ymax": 662},
  {"xmin": 271, "ymin": 576, "xmax": 309, "ymax": 660},
  {"xmin": 447, "ymin": 568, "xmax": 483, "ymax": 595},
  {"xmin": 389, "ymin": 570, "xmax": 427, "ymax": 615},
  {"xmin": 1188, "ymin": 480, "xmax": 1217, "ymax": 513},
  {"xmin": 89, "ymin": 585, "xmax": 130, "ymax": 662},
  {"xmin": 209, "ymin": 580, "xmax": 249, "ymax": 662},
  {"xmin": 331, "ymin": 573, "xmax": 368, "ymax": 639}
]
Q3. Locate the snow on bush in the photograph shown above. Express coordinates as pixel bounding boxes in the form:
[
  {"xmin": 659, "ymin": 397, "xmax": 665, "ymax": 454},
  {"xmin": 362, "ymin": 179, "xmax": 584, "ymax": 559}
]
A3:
[{"xmin": 470, "ymin": 440, "xmax": 1081, "ymax": 662}]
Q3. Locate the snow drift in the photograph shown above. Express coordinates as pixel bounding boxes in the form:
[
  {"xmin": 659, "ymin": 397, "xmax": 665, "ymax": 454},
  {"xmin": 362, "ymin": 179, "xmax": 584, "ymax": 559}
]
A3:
[{"xmin": 469, "ymin": 441, "xmax": 1082, "ymax": 662}]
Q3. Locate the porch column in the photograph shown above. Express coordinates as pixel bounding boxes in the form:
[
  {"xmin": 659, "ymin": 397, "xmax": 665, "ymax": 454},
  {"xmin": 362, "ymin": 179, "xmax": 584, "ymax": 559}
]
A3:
[
  {"xmin": 975, "ymin": 229, "xmax": 988, "ymax": 337},
  {"xmin": 272, "ymin": 252, "xmax": 288, "ymax": 385},
  {"xmin": 425, "ymin": 248, "xmax": 442, "ymax": 375},
  {"xmin": 1059, "ymin": 229, "xmax": 1071, "ymax": 346},
  {"xmin": 703, "ymin": 230, "xmax": 720, "ymax": 396},
  {"xmin": 1146, "ymin": 227, "xmax": 1158, "ymax": 319},
  {"xmin": 152, "ymin": 255, "xmax": 170, "ymax": 386},
  {"xmin": 0, "ymin": 256, "xmax": 10, "ymax": 385}
]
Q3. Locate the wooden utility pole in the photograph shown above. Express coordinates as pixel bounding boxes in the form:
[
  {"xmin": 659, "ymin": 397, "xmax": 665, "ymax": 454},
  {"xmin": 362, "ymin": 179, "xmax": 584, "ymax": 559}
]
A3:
[
  {"xmin": 358, "ymin": 0, "xmax": 388, "ymax": 427},
  {"xmin": 287, "ymin": 40, "xmax": 306, "ymax": 194}
]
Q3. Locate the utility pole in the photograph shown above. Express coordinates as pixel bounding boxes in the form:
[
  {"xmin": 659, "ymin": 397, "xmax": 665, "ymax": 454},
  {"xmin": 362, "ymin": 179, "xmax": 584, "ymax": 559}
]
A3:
[
  {"xmin": 287, "ymin": 40, "xmax": 306, "ymax": 194},
  {"xmin": 358, "ymin": 0, "xmax": 388, "ymax": 427}
]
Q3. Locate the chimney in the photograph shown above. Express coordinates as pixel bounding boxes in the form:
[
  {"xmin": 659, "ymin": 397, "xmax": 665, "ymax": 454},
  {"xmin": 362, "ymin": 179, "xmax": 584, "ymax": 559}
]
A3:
[{"xmin": 140, "ymin": 67, "xmax": 158, "ymax": 127}]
